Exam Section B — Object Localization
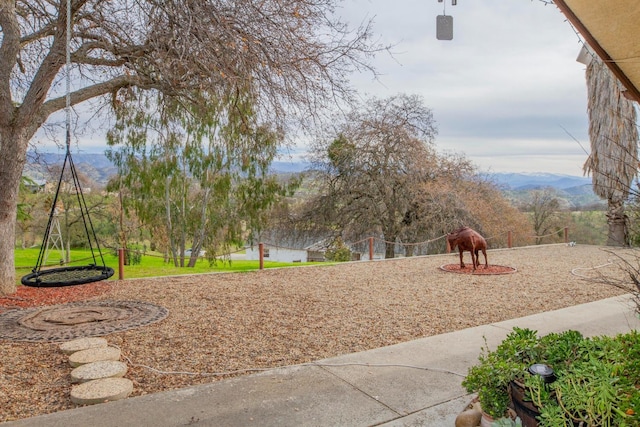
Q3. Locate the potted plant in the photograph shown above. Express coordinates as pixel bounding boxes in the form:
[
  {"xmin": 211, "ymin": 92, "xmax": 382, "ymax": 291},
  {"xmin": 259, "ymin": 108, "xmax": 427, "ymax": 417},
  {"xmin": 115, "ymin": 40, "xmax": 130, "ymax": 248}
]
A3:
[
  {"xmin": 462, "ymin": 327, "xmax": 640, "ymax": 426},
  {"xmin": 462, "ymin": 328, "xmax": 541, "ymax": 423}
]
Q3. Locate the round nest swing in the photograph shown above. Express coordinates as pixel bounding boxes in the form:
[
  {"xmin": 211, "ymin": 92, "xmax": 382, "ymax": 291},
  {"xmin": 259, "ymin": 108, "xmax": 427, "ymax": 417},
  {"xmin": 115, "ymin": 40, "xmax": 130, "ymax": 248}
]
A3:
[
  {"xmin": 21, "ymin": 265, "xmax": 114, "ymax": 288},
  {"xmin": 20, "ymin": 149, "xmax": 115, "ymax": 288}
]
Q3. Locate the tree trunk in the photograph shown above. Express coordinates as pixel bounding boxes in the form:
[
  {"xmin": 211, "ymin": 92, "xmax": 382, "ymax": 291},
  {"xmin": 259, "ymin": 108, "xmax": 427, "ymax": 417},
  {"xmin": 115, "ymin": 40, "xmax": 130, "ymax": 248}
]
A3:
[
  {"xmin": 189, "ymin": 186, "xmax": 210, "ymax": 268},
  {"xmin": 606, "ymin": 199, "xmax": 628, "ymax": 246},
  {"xmin": 405, "ymin": 244, "xmax": 414, "ymax": 257},
  {"xmin": 0, "ymin": 129, "xmax": 30, "ymax": 295},
  {"xmin": 384, "ymin": 240, "xmax": 395, "ymax": 259},
  {"xmin": 165, "ymin": 179, "xmax": 179, "ymax": 267}
]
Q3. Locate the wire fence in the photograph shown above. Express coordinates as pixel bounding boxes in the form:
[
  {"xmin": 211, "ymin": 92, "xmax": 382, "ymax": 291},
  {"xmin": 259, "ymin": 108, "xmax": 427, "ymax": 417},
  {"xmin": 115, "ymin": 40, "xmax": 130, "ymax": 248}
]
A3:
[
  {"xmin": 254, "ymin": 227, "xmax": 570, "ymax": 266},
  {"xmin": 15, "ymin": 227, "xmax": 571, "ymax": 280}
]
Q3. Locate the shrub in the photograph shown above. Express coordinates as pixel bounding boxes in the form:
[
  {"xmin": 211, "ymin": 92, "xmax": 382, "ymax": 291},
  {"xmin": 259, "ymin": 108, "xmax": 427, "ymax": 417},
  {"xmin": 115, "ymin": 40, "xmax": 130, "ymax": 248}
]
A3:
[
  {"xmin": 325, "ymin": 237, "xmax": 351, "ymax": 262},
  {"xmin": 463, "ymin": 327, "xmax": 640, "ymax": 425}
]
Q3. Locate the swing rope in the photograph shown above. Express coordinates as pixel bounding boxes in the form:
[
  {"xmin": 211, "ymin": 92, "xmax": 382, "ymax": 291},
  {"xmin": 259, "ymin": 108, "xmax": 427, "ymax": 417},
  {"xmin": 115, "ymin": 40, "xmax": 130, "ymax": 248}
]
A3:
[{"xmin": 21, "ymin": 0, "xmax": 113, "ymax": 287}]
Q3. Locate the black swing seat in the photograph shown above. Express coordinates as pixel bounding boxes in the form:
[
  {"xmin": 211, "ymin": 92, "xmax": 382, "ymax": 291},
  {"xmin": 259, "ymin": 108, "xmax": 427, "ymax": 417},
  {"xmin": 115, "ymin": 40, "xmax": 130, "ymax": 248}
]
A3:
[{"xmin": 21, "ymin": 265, "xmax": 114, "ymax": 287}]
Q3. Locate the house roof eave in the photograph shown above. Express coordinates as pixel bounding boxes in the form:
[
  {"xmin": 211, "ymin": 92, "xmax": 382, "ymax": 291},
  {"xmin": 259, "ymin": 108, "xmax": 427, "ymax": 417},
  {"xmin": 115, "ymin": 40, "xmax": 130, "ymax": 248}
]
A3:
[{"xmin": 554, "ymin": 0, "xmax": 640, "ymax": 103}]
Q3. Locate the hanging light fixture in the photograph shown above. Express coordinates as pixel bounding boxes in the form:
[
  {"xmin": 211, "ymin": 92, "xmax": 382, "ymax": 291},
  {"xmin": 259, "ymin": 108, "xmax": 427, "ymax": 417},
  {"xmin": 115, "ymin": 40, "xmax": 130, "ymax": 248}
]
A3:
[
  {"xmin": 436, "ymin": 15, "xmax": 453, "ymax": 40},
  {"xmin": 436, "ymin": 0, "xmax": 456, "ymax": 40}
]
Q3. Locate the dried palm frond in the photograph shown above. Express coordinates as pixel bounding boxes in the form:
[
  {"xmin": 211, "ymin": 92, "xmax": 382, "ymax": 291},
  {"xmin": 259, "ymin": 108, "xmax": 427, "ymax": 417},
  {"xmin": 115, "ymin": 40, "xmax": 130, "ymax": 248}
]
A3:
[
  {"xmin": 583, "ymin": 48, "xmax": 639, "ymax": 245},
  {"xmin": 584, "ymin": 52, "xmax": 639, "ymax": 202}
]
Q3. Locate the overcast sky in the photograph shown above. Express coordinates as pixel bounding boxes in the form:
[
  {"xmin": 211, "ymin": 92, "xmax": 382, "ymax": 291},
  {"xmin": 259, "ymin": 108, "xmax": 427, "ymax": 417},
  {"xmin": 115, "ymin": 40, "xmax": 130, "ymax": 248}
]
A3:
[
  {"xmin": 45, "ymin": 0, "xmax": 592, "ymax": 176},
  {"xmin": 336, "ymin": 0, "xmax": 591, "ymax": 175}
]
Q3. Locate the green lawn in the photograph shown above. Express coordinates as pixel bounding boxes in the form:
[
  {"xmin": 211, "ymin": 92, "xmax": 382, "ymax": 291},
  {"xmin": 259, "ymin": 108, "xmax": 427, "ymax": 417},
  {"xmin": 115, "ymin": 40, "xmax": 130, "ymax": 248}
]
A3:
[{"xmin": 14, "ymin": 247, "xmax": 321, "ymax": 283}]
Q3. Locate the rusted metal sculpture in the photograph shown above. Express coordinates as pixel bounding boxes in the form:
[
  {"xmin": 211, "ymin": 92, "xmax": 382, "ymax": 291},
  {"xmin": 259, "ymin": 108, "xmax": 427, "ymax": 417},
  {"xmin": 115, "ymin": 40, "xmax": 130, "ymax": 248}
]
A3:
[{"xmin": 447, "ymin": 227, "xmax": 488, "ymax": 270}]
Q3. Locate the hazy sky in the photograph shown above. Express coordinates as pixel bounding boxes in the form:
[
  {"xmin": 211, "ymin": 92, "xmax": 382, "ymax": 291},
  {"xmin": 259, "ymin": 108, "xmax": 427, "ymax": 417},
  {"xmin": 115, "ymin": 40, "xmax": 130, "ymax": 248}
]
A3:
[
  {"xmin": 42, "ymin": 0, "xmax": 593, "ymax": 176},
  {"xmin": 337, "ymin": 0, "xmax": 591, "ymax": 175}
]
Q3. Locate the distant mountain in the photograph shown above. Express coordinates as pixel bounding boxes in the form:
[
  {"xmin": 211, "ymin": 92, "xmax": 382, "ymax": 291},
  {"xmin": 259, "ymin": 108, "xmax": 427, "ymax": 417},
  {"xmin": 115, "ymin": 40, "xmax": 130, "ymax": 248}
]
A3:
[
  {"xmin": 270, "ymin": 161, "xmax": 309, "ymax": 173},
  {"xmin": 26, "ymin": 151, "xmax": 114, "ymax": 169},
  {"xmin": 24, "ymin": 151, "xmax": 117, "ymax": 186},
  {"xmin": 22, "ymin": 152, "xmax": 600, "ymax": 207},
  {"xmin": 487, "ymin": 173, "xmax": 604, "ymax": 208},
  {"xmin": 486, "ymin": 172, "xmax": 592, "ymax": 191},
  {"xmin": 563, "ymin": 184, "xmax": 596, "ymax": 196}
]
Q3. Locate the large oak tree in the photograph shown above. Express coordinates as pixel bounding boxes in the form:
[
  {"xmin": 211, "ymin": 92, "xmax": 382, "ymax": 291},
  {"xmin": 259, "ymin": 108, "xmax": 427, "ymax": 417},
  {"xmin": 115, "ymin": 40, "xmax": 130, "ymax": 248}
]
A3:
[
  {"xmin": 308, "ymin": 94, "xmax": 439, "ymax": 258},
  {"xmin": 0, "ymin": 0, "xmax": 383, "ymax": 294},
  {"xmin": 303, "ymin": 94, "xmax": 532, "ymax": 257}
]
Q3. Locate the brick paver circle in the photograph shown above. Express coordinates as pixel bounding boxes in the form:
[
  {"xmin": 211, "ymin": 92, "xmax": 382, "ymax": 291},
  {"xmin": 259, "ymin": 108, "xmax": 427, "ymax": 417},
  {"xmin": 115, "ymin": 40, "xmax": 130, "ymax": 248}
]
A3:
[
  {"xmin": 439, "ymin": 264, "xmax": 517, "ymax": 275},
  {"xmin": 0, "ymin": 300, "xmax": 168, "ymax": 342}
]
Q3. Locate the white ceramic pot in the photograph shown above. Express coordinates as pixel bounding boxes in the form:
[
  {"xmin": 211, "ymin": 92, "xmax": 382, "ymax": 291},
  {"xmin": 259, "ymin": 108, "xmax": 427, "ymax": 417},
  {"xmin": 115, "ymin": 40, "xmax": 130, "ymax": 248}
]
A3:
[{"xmin": 480, "ymin": 412, "xmax": 495, "ymax": 427}]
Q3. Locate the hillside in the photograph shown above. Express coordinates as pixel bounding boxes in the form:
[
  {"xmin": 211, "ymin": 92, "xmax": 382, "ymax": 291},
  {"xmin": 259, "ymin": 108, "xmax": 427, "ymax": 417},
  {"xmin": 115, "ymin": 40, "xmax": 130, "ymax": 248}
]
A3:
[
  {"xmin": 486, "ymin": 172, "xmax": 591, "ymax": 190},
  {"xmin": 23, "ymin": 152, "xmax": 603, "ymax": 208},
  {"xmin": 482, "ymin": 172, "xmax": 601, "ymax": 209},
  {"xmin": 24, "ymin": 152, "xmax": 117, "ymax": 186}
]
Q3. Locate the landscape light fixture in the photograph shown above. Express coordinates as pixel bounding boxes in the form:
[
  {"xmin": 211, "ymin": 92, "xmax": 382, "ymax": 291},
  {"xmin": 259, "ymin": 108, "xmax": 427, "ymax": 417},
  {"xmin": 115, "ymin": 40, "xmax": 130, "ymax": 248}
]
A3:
[{"xmin": 528, "ymin": 364, "xmax": 556, "ymax": 383}]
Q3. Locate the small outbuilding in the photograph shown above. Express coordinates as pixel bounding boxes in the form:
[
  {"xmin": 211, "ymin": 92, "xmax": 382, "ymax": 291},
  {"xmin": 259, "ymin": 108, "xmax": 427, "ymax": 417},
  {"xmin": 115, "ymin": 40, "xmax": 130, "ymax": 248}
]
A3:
[{"xmin": 244, "ymin": 236, "xmax": 333, "ymax": 263}]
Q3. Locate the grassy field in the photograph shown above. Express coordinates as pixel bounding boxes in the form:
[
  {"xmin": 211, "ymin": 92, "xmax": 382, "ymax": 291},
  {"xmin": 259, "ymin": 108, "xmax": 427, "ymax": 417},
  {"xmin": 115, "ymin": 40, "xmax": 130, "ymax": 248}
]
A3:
[{"xmin": 14, "ymin": 247, "xmax": 318, "ymax": 283}]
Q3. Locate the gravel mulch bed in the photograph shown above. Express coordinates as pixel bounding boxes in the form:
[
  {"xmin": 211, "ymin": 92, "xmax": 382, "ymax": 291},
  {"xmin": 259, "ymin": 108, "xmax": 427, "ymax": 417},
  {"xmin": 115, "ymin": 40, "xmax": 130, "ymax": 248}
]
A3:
[{"xmin": 0, "ymin": 244, "xmax": 632, "ymax": 422}]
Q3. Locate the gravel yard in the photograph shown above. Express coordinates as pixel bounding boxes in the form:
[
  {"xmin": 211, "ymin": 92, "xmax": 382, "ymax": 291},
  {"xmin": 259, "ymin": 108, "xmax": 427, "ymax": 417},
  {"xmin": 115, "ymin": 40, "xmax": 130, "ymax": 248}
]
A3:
[{"xmin": 0, "ymin": 244, "xmax": 632, "ymax": 422}]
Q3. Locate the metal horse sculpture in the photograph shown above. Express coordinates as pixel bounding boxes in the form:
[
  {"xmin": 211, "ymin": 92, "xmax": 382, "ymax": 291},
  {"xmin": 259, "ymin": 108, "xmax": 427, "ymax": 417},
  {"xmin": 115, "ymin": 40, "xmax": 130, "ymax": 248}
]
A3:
[{"xmin": 447, "ymin": 227, "xmax": 488, "ymax": 271}]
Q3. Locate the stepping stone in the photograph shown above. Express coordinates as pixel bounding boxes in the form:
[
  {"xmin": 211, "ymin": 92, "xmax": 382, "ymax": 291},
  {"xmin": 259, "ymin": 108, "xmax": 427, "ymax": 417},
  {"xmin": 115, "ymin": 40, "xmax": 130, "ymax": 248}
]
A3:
[
  {"xmin": 59, "ymin": 337, "xmax": 109, "ymax": 355},
  {"xmin": 70, "ymin": 377, "xmax": 133, "ymax": 405},
  {"xmin": 68, "ymin": 346, "xmax": 121, "ymax": 368},
  {"xmin": 70, "ymin": 360, "xmax": 128, "ymax": 383}
]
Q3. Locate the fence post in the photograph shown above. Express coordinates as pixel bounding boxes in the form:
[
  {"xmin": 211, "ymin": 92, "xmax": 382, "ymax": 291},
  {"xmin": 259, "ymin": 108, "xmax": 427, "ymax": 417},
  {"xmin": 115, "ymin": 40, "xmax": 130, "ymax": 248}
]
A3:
[
  {"xmin": 118, "ymin": 248, "xmax": 125, "ymax": 280},
  {"xmin": 564, "ymin": 227, "xmax": 569, "ymax": 244},
  {"xmin": 259, "ymin": 242, "xmax": 264, "ymax": 270},
  {"xmin": 369, "ymin": 237, "xmax": 374, "ymax": 261},
  {"xmin": 508, "ymin": 231, "xmax": 513, "ymax": 249}
]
